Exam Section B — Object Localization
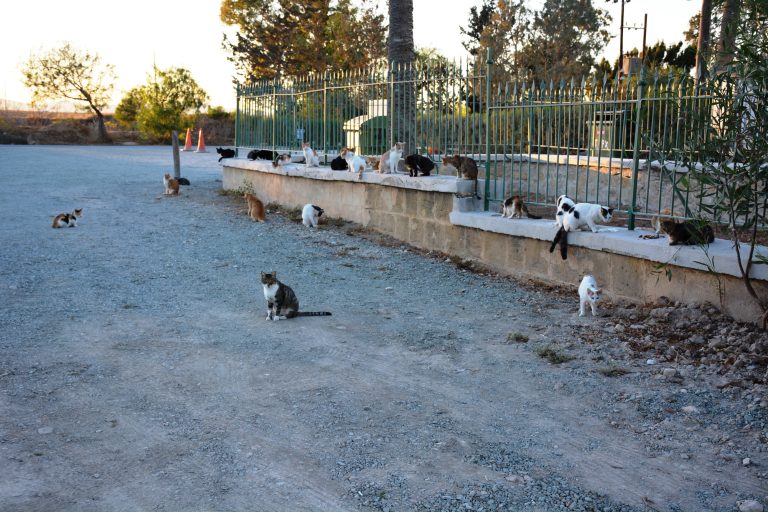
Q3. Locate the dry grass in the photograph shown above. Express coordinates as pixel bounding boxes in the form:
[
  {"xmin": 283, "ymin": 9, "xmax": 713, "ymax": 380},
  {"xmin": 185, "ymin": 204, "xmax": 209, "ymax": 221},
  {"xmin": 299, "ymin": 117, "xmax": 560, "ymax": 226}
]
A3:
[
  {"xmin": 596, "ymin": 366, "xmax": 631, "ymax": 377},
  {"xmin": 535, "ymin": 344, "xmax": 575, "ymax": 364},
  {"xmin": 506, "ymin": 332, "xmax": 529, "ymax": 343}
]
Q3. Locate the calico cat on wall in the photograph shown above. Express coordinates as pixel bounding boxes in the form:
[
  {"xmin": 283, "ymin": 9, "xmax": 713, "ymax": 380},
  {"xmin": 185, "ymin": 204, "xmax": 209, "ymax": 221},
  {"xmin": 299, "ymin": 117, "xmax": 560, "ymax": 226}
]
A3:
[
  {"xmin": 272, "ymin": 154, "xmax": 291, "ymax": 168},
  {"xmin": 261, "ymin": 271, "xmax": 332, "ymax": 320},
  {"xmin": 340, "ymin": 147, "xmax": 367, "ymax": 179},
  {"xmin": 404, "ymin": 154, "xmax": 434, "ymax": 177},
  {"xmin": 378, "ymin": 142, "xmax": 404, "ymax": 174},
  {"xmin": 500, "ymin": 195, "xmax": 541, "ymax": 219},
  {"xmin": 442, "ymin": 155, "xmax": 479, "ymax": 198},
  {"xmin": 302, "ymin": 143, "xmax": 320, "ymax": 168}
]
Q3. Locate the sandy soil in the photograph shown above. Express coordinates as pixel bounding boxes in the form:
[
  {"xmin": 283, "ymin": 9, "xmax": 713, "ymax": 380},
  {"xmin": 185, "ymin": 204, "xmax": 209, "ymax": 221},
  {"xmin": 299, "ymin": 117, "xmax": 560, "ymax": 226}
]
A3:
[{"xmin": 0, "ymin": 146, "xmax": 765, "ymax": 512}]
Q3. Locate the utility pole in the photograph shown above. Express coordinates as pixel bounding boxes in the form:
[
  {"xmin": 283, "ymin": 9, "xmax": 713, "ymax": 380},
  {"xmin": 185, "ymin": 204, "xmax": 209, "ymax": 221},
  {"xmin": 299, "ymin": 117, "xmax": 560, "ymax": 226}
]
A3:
[
  {"xmin": 641, "ymin": 13, "xmax": 648, "ymax": 63},
  {"xmin": 607, "ymin": 0, "xmax": 632, "ymax": 76}
]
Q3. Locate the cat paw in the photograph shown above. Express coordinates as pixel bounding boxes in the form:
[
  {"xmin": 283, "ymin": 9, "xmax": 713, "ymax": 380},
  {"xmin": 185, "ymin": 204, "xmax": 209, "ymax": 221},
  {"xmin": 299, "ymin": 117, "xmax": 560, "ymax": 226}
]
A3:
[{"xmin": 579, "ymin": 312, "xmax": 585, "ymax": 317}]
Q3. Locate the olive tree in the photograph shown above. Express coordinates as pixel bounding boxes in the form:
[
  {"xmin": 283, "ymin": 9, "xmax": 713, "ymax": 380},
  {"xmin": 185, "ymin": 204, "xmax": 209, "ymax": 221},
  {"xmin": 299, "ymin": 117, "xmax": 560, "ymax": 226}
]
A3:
[
  {"xmin": 116, "ymin": 66, "xmax": 208, "ymax": 141},
  {"xmin": 22, "ymin": 43, "xmax": 116, "ymax": 142}
]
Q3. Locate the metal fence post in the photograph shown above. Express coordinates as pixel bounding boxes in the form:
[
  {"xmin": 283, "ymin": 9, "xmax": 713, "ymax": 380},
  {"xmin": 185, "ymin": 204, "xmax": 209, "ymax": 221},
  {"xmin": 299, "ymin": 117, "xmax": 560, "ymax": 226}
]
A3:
[
  {"xmin": 271, "ymin": 83, "xmax": 277, "ymax": 155},
  {"xmin": 628, "ymin": 69, "xmax": 647, "ymax": 230},
  {"xmin": 234, "ymin": 84, "xmax": 241, "ymax": 152},
  {"xmin": 484, "ymin": 48, "xmax": 493, "ymax": 211},
  {"xmin": 323, "ymin": 72, "xmax": 329, "ymax": 164}
]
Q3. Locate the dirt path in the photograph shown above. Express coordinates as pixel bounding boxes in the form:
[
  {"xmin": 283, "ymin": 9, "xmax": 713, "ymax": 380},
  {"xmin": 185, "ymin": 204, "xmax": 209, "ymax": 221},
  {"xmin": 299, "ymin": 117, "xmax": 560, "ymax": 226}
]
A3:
[{"xmin": 0, "ymin": 146, "xmax": 765, "ymax": 511}]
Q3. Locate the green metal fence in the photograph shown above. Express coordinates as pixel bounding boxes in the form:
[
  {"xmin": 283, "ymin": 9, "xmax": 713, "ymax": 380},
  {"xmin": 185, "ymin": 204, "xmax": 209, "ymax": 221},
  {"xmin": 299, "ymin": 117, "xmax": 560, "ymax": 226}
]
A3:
[{"xmin": 235, "ymin": 58, "xmax": 729, "ymax": 229}]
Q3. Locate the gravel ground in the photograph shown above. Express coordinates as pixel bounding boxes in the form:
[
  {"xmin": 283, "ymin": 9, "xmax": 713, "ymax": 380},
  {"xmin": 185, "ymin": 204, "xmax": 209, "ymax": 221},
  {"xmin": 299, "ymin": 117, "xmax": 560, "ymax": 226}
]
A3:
[{"xmin": 0, "ymin": 145, "xmax": 766, "ymax": 512}]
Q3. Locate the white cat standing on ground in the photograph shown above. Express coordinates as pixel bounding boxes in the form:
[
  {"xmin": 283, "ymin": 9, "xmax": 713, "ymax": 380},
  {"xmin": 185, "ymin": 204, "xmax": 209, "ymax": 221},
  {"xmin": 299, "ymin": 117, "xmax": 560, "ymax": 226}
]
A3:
[
  {"xmin": 302, "ymin": 204, "xmax": 324, "ymax": 228},
  {"xmin": 578, "ymin": 275, "xmax": 603, "ymax": 317},
  {"xmin": 302, "ymin": 143, "xmax": 320, "ymax": 168}
]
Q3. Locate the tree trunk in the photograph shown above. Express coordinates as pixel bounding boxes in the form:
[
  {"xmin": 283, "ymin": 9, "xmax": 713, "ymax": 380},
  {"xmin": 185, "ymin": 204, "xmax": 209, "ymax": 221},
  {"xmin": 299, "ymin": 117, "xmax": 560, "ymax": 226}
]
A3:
[
  {"xmin": 388, "ymin": 0, "xmax": 415, "ymax": 155},
  {"xmin": 94, "ymin": 111, "xmax": 110, "ymax": 143},
  {"xmin": 716, "ymin": 0, "xmax": 742, "ymax": 72},
  {"xmin": 696, "ymin": 0, "xmax": 712, "ymax": 83}
]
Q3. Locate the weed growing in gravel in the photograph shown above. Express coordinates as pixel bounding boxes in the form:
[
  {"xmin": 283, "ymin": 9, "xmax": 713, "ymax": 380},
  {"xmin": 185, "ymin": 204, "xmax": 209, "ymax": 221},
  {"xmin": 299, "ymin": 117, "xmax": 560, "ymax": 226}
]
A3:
[
  {"xmin": 448, "ymin": 255, "xmax": 475, "ymax": 271},
  {"xmin": 345, "ymin": 225, "xmax": 375, "ymax": 237},
  {"xmin": 535, "ymin": 344, "xmax": 575, "ymax": 364},
  {"xmin": 265, "ymin": 202, "xmax": 303, "ymax": 223},
  {"xmin": 597, "ymin": 366, "xmax": 630, "ymax": 377},
  {"xmin": 506, "ymin": 332, "xmax": 529, "ymax": 343},
  {"xmin": 322, "ymin": 216, "xmax": 347, "ymax": 227},
  {"xmin": 218, "ymin": 183, "xmax": 254, "ymax": 197}
]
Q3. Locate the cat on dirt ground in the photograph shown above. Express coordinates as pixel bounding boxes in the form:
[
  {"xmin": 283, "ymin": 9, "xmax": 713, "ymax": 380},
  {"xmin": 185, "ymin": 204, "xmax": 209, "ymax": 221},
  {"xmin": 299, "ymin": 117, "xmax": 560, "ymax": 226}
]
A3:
[
  {"xmin": 578, "ymin": 275, "xmax": 602, "ymax": 317},
  {"xmin": 378, "ymin": 142, "xmax": 404, "ymax": 174},
  {"xmin": 52, "ymin": 208, "xmax": 83, "ymax": 228},
  {"xmin": 216, "ymin": 147, "xmax": 235, "ymax": 162},
  {"xmin": 163, "ymin": 173, "xmax": 180, "ymax": 195},
  {"xmin": 441, "ymin": 155, "xmax": 479, "ymax": 198},
  {"xmin": 302, "ymin": 143, "xmax": 320, "ymax": 168},
  {"xmin": 260, "ymin": 271, "xmax": 332, "ymax": 321},
  {"xmin": 244, "ymin": 192, "xmax": 266, "ymax": 222},
  {"xmin": 500, "ymin": 195, "xmax": 541, "ymax": 219},
  {"xmin": 302, "ymin": 204, "xmax": 324, "ymax": 228},
  {"xmin": 549, "ymin": 203, "xmax": 614, "ymax": 260},
  {"xmin": 340, "ymin": 147, "xmax": 367, "ymax": 179},
  {"xmin": 403, "ymin": 154, "xmax": 435, "ymax": 177},
  {"xmin": 660, "ymin": 220, "xmax": 715, "ymax": 246}
]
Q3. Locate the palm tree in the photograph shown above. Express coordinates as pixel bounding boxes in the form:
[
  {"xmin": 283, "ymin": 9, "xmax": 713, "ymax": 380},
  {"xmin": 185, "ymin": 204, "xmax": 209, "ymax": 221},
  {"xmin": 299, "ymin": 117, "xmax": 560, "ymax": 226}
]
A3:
[{"xmin": 387, "ymin": 0, "xmax": 415, "ymax": 153}]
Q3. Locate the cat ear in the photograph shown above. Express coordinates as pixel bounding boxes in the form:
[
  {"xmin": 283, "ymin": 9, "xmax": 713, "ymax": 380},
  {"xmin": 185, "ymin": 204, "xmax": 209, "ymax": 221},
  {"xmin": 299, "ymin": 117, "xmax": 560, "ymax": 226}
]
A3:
[{"xmin": 587, "ymin": 289, "xmax": 594, "ymax": 297}]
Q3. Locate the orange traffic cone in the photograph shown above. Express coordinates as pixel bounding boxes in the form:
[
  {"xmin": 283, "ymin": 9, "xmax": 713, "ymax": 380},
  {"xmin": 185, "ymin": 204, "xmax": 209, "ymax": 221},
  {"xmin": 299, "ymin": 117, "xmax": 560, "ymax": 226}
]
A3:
[
  {"xmin": 182, "ymin": 128, "xmax": 193, "ymax": 151},
  {"xmin": 195, "ymin": 129, "xmax": 207, "ymax": 153}
]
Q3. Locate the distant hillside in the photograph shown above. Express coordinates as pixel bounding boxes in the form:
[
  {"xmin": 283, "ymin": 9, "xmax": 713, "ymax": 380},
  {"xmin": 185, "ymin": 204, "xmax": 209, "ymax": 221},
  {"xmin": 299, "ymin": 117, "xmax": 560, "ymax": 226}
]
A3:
[{"xmin": 0, "ymin": 109, "xmax": 233, "ymax": 145}]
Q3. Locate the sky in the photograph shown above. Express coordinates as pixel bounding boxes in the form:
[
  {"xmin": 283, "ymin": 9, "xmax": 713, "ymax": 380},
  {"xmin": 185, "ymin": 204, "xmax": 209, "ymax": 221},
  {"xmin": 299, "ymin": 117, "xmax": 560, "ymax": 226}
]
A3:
[{"xmin": 0, "ymin": 0, "xmax": 700, "ymax": 112}]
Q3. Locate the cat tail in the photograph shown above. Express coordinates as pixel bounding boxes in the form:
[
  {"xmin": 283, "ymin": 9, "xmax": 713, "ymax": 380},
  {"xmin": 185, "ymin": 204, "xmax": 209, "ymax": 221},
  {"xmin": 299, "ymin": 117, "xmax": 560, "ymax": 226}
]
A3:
[
  {"xmin": 524, "ymin": 208, "xmax": 542, "ymax": 220},
  {"xmin": 549, "ymin": 227, "xmax": 564, "ymax": 254},
  {"xmin": 295, "ymin": 311, "xmax": 332, "ymax": 317},
  {"xmin": 559, "ymin": 230, "xmax": 568, "ymax": 260}
]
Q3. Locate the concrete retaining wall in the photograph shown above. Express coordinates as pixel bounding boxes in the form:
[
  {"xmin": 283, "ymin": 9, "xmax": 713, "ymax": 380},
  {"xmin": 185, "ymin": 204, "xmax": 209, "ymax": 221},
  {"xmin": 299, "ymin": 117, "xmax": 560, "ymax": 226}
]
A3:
[{"xmin": 222, "ymin": 158, "xmax": 768, "ymax": 324}]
